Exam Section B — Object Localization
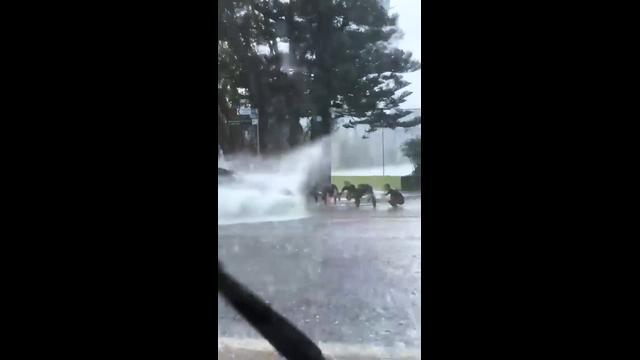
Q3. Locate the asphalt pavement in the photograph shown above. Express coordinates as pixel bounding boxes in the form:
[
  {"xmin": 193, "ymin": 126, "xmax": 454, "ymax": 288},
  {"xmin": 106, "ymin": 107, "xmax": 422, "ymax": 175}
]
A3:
[{"xmin": 218, "ymin": 197, "xmax": 421, "ymax": 358}]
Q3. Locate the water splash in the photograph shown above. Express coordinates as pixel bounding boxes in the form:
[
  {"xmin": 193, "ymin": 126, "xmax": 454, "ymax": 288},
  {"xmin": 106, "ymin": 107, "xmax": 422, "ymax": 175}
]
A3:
[{"xmin": 218, "ymin": 139, "xmax": 330, "ymax": 225}]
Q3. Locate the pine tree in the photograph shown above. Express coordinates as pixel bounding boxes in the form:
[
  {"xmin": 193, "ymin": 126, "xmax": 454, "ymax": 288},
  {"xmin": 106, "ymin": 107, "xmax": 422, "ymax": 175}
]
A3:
[
  {"xmin": 282, "ymin": 0, "xmax": 421, "ymax": 138},
  {"xmin": 219, "ymin": 0, "xmax": 308, "ymax": 154},
  {"xmin": 217, "ymin": 0, "xmax": 421, "ymax": 154},
  {"xmin": 401, "ymin": 137, "xmax": 421, "ymax": 175}
]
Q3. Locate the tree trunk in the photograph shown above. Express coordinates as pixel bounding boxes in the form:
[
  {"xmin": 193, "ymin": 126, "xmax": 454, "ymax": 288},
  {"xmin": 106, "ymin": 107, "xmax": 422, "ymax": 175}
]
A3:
[
  {"xmin": 223, "ymin": 12, "xmax": 270, "ymax": 155},
  {"xmin": 218, "ymin": 91, "xmax": 244, "ymax": 154},
  {"xmin": 288, "ymin": 120, "xmax": 303, "ymax": 148},
  {"xmin": 309, "ymin": 1, "xmax": 333, "ymax": 140},
  {"xmin": 218, "ymin": 105, "xmax": 230, "ymax": 154},
  {"xmin": 249, "ymin": 69, "xmax": 269, "ymax": 155}
]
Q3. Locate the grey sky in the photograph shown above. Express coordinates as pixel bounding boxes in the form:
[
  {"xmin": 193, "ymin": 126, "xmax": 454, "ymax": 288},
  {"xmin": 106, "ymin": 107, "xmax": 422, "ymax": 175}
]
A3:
[{"xmin": 390, "ymin": 0, "xmax": 421, "ymax": 109}]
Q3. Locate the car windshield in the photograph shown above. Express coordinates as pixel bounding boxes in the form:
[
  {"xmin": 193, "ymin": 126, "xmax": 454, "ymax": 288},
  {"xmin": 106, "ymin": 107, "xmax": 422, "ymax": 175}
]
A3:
[{"xmin": 218, "ymin": 0, "xmax": 421, "ymax": 358}]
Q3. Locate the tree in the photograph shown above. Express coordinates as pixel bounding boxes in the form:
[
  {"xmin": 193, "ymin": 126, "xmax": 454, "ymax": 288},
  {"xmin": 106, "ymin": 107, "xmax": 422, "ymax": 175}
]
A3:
[
  {"xmin": 284, "ymin": 0, "xmax": 421, "ymax": 139},
  {"xmin": 218, "ymin": 0, "xmax": 280, "ymax": 154},
  {"xmin": 217, "ymin": 0, "xmax": 421, "ymax": 156},
  {"xmin": 401, "ymin": 137, "xmax": 421, "ymax": 175}
]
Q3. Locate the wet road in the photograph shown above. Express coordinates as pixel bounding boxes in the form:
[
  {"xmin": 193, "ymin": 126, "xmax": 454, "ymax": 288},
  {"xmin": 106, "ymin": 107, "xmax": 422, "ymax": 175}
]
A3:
[{"xmin": 218, "ymin": 198, "xmax": 421, "ymax": 350}]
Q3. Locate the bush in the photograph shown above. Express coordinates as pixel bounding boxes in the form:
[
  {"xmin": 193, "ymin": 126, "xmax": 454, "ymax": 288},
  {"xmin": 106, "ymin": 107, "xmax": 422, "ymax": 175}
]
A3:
[{"xmin": 401, "ymin": 137, "xmax": 421, "ymax": 175}]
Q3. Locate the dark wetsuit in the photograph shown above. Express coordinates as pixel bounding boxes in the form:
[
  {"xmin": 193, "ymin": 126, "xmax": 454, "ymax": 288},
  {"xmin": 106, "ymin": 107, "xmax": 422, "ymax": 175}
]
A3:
[
  {"xmin": 321, "ymin": 184, "xmax": 340, "ymax": 204},
  {"xmin": 385, "ymin": 188, "xmax": 405, "ymax": 207},
  {"xmin": 341, "ymin": 184, "xmax": 376, "ymax": 208},
  {"xmin": 309, "ymin": 184, "xmax": 340, "ymax": 204}
]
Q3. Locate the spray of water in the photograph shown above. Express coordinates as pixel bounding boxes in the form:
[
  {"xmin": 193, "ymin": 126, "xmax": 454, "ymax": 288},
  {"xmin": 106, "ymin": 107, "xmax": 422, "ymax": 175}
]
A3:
[{"xmin": 218, "ymin": 139, "xmax": 330, "ymax": 225}]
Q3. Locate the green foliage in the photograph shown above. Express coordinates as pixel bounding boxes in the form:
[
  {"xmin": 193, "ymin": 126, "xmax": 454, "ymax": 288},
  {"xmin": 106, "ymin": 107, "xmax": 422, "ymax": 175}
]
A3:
[
  {"xmin": 401, "ymin": 137, "xmax": 421, "ymax": 175},
  {"xmin": 218, "ymin": 0, "xmax": 421, "ymax": 152}
]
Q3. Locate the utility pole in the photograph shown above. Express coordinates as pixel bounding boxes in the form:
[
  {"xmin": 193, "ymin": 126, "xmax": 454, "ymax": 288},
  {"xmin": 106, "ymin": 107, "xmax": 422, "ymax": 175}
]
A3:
[
  {"xmin": 382, "ymin": 128, "xmax": 385, "ymax": 176},
  {"xmin": 256, "ymin": 117, "xmax": 260, "ymax": 156},
  {"xmin": 250, "ymin": 109, "xmax": 260, "ymax": 156}
]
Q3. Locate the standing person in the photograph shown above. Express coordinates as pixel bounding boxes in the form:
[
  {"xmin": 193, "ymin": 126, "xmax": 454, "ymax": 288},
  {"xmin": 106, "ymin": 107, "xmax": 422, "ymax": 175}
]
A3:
[{"xmin": 384, "ymin": 183, "xmax": 405, "ymax": 208}]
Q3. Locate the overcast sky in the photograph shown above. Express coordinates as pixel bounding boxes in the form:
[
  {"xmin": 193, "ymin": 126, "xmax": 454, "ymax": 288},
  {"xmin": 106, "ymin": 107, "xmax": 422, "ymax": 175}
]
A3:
[{"xmin": 390, "ymin": 0, "xmax": 421, "ymax": 109}]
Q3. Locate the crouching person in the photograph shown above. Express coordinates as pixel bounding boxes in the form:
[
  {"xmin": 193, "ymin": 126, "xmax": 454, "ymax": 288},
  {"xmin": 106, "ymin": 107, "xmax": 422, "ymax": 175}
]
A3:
[{"xmin": 384, "ymin": 183, "xmax": 405, "ymax": 208}]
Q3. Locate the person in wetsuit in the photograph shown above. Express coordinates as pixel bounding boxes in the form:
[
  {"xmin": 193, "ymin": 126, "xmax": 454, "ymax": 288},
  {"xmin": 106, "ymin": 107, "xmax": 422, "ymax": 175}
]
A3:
[
  {"xmin": 384, "ymin": 183, "xmax": 405, "ymax": 208},
  {"xmin": 308, "ymin": 183, "xmax": 340, "ymax": 205},
  {"xmin": 321, "ymin": 184, "xmax": 340, "ymax": 204},
  {"xmin": 340, "ymin": 181, "xmax": 377, "ymax": 208},
  {"xmin": 340, "ymin": 182, "xmax": 356, "ymax": 201}
]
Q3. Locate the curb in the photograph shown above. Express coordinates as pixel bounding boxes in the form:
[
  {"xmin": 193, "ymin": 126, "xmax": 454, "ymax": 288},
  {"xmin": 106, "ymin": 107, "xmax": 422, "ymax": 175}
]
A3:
[{"xmin": 218, "ymin": 337, "xmax": 421, "ymax": 359}]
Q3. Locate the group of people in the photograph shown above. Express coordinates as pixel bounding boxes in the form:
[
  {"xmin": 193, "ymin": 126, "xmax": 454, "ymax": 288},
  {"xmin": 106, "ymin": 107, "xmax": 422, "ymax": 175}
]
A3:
[{"xmin": 309, "ymin": 181, "xmax": 405, "ymax": 209}]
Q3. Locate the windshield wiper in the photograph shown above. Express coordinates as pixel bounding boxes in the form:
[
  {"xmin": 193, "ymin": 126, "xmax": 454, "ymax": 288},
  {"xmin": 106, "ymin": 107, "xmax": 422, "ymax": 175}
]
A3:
[{"xmin": 218, "ymin": 261, "xmax": 325, "ymax": 360}]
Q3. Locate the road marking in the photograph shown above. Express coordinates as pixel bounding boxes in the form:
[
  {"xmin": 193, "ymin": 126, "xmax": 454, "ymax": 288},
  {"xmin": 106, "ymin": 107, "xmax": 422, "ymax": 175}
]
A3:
[{"xmin": 218, "ymin": 336, "xmax": 421, "ymax": 359}]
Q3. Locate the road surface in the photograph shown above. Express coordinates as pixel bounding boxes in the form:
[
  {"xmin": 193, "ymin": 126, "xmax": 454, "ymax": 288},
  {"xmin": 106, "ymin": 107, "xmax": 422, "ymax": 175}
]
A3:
[{"xmin": 218, "ymin": 197, "xmax": 421, "ymax": 358}]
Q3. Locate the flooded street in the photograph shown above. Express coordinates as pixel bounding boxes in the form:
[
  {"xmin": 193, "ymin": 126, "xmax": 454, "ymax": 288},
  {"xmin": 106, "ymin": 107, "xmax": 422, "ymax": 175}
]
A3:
[{"xmin": 218, "ymin": 198, "xmax": 421, "ymax": 356}]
